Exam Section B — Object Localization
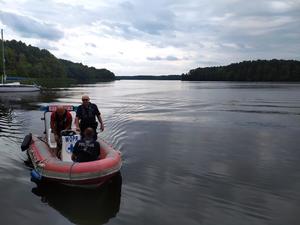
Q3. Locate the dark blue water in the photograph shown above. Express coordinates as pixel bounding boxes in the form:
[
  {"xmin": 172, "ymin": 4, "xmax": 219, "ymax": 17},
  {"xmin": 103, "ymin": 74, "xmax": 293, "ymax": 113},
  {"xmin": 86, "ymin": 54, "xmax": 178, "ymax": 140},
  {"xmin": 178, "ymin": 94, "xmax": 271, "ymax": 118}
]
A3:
[{"xmin": 1, "ymin": 81, "xmax": 300, "ymax": 225}]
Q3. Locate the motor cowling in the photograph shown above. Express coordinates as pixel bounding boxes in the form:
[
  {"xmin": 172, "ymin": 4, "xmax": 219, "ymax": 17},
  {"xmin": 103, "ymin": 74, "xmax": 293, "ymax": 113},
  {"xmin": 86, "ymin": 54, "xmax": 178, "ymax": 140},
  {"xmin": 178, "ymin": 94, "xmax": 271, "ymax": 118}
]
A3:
[{"xmin": 21, "ymin": 133, "xmax": 32, "ymax": 151}]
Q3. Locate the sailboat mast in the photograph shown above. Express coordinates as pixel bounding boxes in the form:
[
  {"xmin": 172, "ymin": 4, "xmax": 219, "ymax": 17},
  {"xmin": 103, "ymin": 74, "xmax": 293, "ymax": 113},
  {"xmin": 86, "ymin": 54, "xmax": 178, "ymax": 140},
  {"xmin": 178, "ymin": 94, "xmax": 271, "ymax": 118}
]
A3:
[{"xmin": 1, "ymin": 29, "xmax": 5, "ymax": 84}]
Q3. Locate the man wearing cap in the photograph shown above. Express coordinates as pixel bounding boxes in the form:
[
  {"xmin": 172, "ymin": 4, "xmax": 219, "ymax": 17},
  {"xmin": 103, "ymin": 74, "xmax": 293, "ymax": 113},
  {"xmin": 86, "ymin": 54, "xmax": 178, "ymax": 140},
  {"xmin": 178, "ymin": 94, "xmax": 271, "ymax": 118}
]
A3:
[{"xmin": 75, "ymin": 95, "xmax": 104, "ymax": 139}]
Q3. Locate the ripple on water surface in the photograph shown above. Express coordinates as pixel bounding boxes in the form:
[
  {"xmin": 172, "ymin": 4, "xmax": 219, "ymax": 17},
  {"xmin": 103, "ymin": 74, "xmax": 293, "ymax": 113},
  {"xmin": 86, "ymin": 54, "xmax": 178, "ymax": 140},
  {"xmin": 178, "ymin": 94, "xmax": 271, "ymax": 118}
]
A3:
[{"xmin": 1, "ymin": 81, "xmax": 300, "ymax": 225}]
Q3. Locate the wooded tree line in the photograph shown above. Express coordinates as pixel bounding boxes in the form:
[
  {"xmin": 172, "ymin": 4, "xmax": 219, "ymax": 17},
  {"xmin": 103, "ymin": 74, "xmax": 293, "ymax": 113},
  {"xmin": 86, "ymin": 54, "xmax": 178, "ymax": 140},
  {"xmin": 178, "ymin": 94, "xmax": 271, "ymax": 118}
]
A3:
[
  {"xmin": 116, "ymin": 75, "xmax": 181, "ymax": 80},
  {"xmin": 182, "ymin": 60, "xmax": 300, "ymax": 81},
  {"xmin": 0, "ymin": 40, "xmax": 115, "ymax": 84}
]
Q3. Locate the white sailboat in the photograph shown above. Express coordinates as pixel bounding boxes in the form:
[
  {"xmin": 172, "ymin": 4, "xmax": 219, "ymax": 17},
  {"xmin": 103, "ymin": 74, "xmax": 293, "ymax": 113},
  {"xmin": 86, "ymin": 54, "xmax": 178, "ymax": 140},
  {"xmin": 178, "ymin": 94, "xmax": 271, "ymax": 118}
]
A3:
[{"xmin": 0, "ymin": 29, "xmax": 41, "ymax": 92}]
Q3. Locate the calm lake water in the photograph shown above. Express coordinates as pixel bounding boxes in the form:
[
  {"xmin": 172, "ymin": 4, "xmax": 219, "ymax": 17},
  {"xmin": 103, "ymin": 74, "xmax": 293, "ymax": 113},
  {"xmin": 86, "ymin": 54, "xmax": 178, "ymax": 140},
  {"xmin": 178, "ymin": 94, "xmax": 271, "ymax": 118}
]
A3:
[{"xmin": 0, "ymin": 80, "xmax": 300, "ymax": 225}]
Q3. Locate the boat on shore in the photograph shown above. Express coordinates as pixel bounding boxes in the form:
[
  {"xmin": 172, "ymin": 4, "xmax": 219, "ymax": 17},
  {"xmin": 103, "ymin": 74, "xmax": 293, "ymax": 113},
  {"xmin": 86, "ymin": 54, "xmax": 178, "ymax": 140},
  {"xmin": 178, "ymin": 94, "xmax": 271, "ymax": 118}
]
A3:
[
  {"xmin": 0, "ymin": 82, "xmax": 40, "ymax": 92},
  {"xmin": 1, "ymin": 29, "xmax": 41, "ymax": 92},
  {"xmin": 21, "ymin": 105, "xmax": 122, "ymax": 188}
]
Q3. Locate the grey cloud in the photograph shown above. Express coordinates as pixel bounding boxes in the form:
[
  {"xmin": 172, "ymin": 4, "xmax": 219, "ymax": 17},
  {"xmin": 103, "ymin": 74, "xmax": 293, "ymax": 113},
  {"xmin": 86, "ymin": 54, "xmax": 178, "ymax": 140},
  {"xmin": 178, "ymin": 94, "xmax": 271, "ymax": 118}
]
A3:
[
  {"xmin": 85, "ymin": 43, "xmax": 97, "ymax": 48},
  {"xmin": 60, "ymin": 53, "xmax": 72, "ymax": 59},
  {"xmin": 195, "ymin": 60, "xmax": 221, "ymax": 67},
  {"xmin": 0, "ymin": 0, "xmax": 96, "ymax": 29},
  {"xmin": 147, "ymin": 55, "xmax": 180, "ymax": 61},
  {"xmin": 119, "ymin": 1, "xmax": 135, "ymax": 10},
  {"xmin": 166, "ymin": 55, "xmax": 179, "ymax": 61},
  {"xmin": 216, "ymin": 1, "xmax": 300, "ymax": 18},
  {"xmin": 94, "ymin": 20, "xmax": 141, "ymax": 40},
  {"xmin": 169, "ymin": 0, "xmax": 300, "ymax": 63},
  {"xmin": 93, "ymin": 1, "xmax": 176, "ymax": 37},
  {"xmin": 131, "ymin": 7, "xmax": 175, "ymax": 35},
  {"xmin": 36, "ymin": 40, "xmax": 59, "ymax": 51},
  {"xmin": 147, "ymin": 56, "xmax": 163, "ymax": 61},
  {"xmin": 133, "ymin": 18, "xmax": 172, "ymax": 35},
  {"xmin": 1, "ymin": 0, "xmax": 299, "ymax": 72},
  {"xmin": 0, "ymin": 11, "xmax": 63, "ymax": 40}
]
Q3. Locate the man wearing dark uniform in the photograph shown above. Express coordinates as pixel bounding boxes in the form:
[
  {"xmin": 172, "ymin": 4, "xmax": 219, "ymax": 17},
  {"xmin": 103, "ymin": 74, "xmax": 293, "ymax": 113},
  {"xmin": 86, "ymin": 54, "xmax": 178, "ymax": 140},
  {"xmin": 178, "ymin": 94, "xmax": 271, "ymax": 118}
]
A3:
[
  {"xmin": 72, "ymin": 128, "xmax": 100, "ymax": 162},
  {"xmin": 75, "ymin": 95, "xmax": 104, "ymax": 139}
]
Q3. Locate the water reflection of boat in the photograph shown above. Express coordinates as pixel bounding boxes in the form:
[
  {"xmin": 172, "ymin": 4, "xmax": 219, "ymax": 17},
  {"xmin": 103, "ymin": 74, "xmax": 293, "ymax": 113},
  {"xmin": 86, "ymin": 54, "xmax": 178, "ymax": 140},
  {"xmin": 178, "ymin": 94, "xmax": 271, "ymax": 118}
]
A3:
[{"xmin": 31, "ymin": 172, "xmax": 122, "ymax": 225}]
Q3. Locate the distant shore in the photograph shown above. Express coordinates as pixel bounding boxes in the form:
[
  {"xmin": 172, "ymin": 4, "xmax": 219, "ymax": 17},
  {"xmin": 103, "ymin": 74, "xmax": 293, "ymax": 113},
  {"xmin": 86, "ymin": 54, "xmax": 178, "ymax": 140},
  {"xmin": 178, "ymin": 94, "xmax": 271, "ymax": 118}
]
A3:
[
  {"xmin": 2, "ymin": 40, "xmax": 299, "ymax": 84},
  {"xmin": 117, "ymin": 59, "xmax": 300, "ymax": 82},
  {"xmin": 116, "ymin": 75, "xmax": 181, "ymax": 80},
  {"xmin": 182, "ymin": 59, "xmax": 300, "ymax": 82}
]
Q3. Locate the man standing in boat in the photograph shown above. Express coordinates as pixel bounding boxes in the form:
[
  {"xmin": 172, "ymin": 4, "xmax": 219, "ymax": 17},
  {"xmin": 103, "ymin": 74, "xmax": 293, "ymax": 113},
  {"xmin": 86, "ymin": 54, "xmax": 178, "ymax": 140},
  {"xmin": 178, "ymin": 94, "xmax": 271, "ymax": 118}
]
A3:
[
  {"xmin": 50, "ymin": 106, "xmax": 73, "ymax": 150},
  {"xmin": 75, "ymin": 95, "xmax": 104, "ymax": 139}
]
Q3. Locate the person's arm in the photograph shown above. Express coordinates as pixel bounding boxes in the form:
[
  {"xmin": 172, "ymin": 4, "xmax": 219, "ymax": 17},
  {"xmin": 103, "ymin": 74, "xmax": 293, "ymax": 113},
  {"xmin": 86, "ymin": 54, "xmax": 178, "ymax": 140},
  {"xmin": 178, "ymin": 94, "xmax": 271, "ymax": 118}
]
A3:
[
  {"xmin": 97, "ymin": 114, "xmax": 104, "ymax": 131},
  {"xmin": 72, "ymin": 142, "xmax": 79, "ymax": 161},
  {"xmin": 75, "ymin": 117, "xmax": 80, "ymax": 131},
  {"xmin": 71, "ymin": 154, "xmax": 76, "ymax": 162},
  {"xmin": 94, "ymin": 104, "xmax": 104, "ymax": 131},
  {"xmin": 75, "ymin": 106, "xmax": 81, "ymax": 131},
  {"xmin": 66, "ymin": 112, "xmax": 72, "ymax": 130},
  {"xmin": 50, "ymin": 113, "xmax": 56, "ymax": 133}
]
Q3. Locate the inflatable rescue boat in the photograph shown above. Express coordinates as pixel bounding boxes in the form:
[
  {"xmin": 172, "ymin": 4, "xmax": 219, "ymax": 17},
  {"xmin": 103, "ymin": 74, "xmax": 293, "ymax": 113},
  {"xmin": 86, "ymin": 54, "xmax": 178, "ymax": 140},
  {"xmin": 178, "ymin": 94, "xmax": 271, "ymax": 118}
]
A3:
[{"xmin": 21, "ymin": 105, "xmax": 122, "ymax": 187}]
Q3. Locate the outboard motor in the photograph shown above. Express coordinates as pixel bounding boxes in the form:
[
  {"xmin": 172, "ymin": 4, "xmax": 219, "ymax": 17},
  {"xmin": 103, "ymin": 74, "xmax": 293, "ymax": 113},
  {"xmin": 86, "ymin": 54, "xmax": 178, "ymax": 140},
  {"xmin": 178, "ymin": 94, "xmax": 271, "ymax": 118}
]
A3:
[
  {"xmin": 60, "ymin": 130, "xmax": 81, "ymax": 162},
  {"xmin": 21, "ymin": 133, "xmax": 32, "ymax": 151}
]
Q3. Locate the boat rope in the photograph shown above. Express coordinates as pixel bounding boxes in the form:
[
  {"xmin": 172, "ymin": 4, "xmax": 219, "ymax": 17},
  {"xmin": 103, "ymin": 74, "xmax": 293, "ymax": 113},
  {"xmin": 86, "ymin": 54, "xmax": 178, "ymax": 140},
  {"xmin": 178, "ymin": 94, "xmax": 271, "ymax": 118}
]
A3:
[
  {"xmin": 35, "ymin": 136, "xmax": 55, "ymax": 163},
  {"xmin": 37, "ymin": 136, "xmax": 46, "ymax": 143},
  {"xmin": 69, "ymin": 162, "xmax": 77, "ymax": 181}
]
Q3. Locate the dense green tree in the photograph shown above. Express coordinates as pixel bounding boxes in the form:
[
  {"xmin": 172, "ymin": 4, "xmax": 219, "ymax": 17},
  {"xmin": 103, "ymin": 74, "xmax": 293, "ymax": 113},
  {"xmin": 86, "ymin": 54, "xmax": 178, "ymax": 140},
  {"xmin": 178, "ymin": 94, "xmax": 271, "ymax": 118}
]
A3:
[
  {"xmin": 0, "ymin": 39, "xmax": 115, "ymax": 86},
  {"xmin": 182, "ymin": 60, "xmax": 300, "ymax": 81}
]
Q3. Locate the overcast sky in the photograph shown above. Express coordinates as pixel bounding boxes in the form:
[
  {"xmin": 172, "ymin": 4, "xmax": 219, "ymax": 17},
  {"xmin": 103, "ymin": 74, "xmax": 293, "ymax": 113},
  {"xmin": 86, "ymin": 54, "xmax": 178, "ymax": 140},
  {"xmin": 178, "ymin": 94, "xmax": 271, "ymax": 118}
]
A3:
[{"xmin": 0, "ymin": 0, "xmax": 299, "ymax": 75}]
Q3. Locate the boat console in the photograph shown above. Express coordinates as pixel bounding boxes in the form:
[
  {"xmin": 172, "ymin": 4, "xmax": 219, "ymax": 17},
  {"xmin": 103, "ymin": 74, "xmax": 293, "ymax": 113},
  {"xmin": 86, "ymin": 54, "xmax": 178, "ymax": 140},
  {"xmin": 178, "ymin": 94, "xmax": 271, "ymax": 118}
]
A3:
[
  {"xmin": 61, "ymin": 130, "xmax": 80, "ymax": 162},
  {"xmin": 41, "ymin": 105, "xmax": 80, "ymax": 161}
]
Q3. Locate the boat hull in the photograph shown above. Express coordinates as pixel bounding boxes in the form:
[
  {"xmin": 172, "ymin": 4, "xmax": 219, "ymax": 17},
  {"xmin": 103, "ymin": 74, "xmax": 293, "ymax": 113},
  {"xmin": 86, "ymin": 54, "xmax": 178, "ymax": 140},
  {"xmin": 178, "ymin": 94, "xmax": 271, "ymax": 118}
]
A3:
[
  {"xmin": 27, "ymin": 136, "xmax": 122, "ymax": 188},
  {"xmin": 0, "ymin": 84, "xmax": 40, "ymax": 92}
]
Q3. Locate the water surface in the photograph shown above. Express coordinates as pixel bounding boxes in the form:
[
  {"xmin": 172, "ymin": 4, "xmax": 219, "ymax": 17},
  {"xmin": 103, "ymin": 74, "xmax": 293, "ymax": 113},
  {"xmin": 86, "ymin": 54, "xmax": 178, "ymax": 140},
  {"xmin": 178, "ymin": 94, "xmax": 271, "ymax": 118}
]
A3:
[{"xmin": 0, "ymin": 81, "xmax": 300, "ymax": 225}]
